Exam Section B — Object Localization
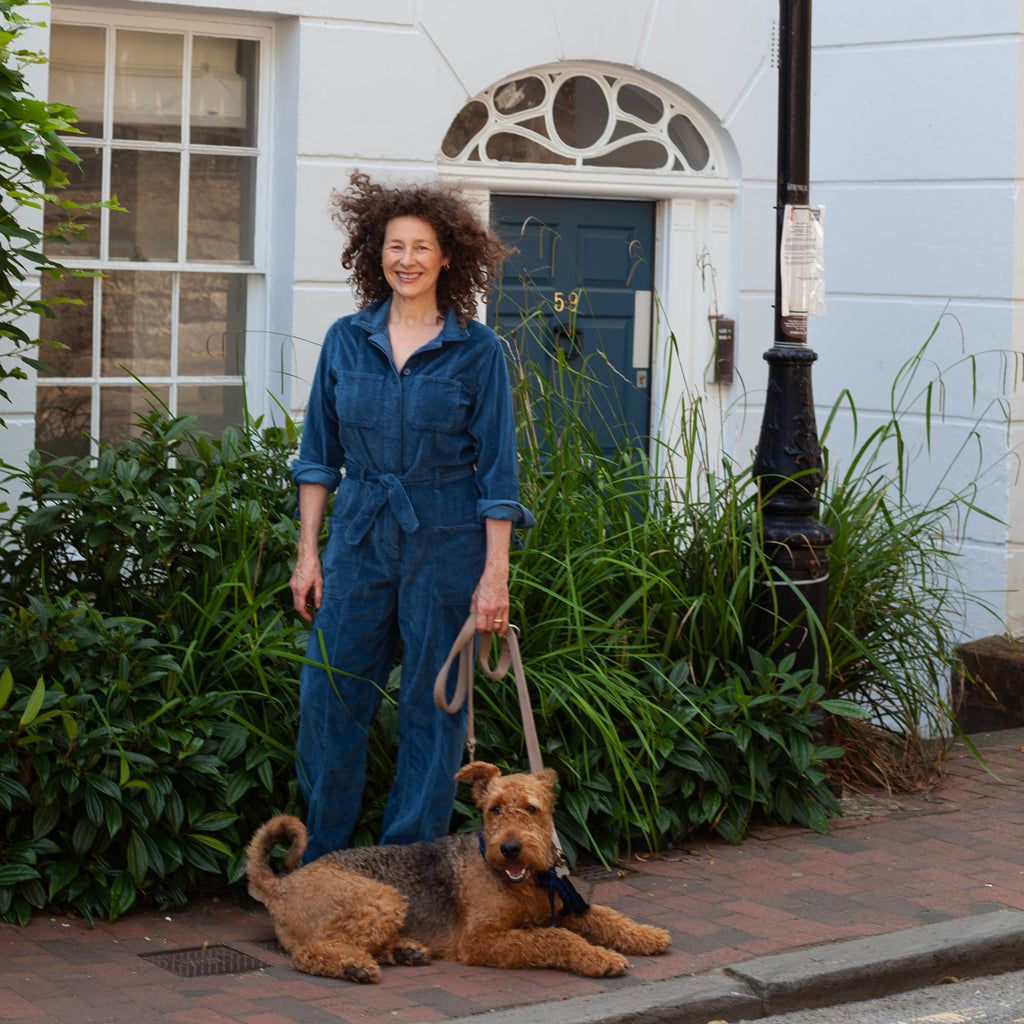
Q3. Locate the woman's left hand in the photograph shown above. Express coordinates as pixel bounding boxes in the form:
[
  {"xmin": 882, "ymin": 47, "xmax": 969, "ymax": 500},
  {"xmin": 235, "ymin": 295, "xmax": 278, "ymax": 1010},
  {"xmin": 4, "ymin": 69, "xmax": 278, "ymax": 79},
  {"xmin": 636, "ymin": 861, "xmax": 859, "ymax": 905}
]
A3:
[
  {"xmin": 473, "ymin": 518, "xmax": 513, "ymax": 636},
  {"xmin": 472, "ymin": 563, "xmax": 510, "ymax": 637}
]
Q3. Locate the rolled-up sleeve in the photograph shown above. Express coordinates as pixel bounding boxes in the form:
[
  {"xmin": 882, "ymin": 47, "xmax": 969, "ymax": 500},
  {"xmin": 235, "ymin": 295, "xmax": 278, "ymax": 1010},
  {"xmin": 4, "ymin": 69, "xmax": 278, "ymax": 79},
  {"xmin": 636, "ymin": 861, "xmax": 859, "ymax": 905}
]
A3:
[
  {"xmin": 469, "ymin": 334, "xmax": 535, "ymax": 530},
  {"xmin": 290, "ymin": 325, "xmax": 345, "ymax": 493}
]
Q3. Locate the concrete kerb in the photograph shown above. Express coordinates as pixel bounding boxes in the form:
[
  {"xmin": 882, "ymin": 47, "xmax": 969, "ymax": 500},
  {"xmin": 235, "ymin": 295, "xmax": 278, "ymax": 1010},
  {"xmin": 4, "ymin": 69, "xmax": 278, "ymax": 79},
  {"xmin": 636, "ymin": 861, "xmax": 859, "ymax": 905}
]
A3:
[
  {"xmin": 727, "ymin": 910, "xmax": 1024, "ymax": 1015},
  {"xmin": 446, "ymin": 911, "xmax": 1024, "ymax": 1024}
]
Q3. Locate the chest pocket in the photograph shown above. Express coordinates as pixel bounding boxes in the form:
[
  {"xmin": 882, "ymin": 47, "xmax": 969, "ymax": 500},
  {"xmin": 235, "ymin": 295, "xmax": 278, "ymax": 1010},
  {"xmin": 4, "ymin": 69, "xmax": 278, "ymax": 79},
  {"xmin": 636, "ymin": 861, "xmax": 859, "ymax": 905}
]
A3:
[
  {"xmin": 406, "ymin": 376, "xmax": 469, "ymax": 433},
  {"xmin": 334, "ymin": 372, "xmax": 383, "ymax": 428}
]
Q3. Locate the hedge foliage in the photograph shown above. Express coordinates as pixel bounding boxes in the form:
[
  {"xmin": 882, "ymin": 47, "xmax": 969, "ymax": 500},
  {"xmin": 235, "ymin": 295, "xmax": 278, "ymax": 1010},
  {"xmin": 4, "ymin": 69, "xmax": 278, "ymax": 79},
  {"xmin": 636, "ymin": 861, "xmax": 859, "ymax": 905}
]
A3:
[
  {"xmin": 0, "ymin": 404, "xmax": 856, "ymax": 924},
  {"xmin": 0, "ymin": 330, "xmax": 988, "ymax": 924}
]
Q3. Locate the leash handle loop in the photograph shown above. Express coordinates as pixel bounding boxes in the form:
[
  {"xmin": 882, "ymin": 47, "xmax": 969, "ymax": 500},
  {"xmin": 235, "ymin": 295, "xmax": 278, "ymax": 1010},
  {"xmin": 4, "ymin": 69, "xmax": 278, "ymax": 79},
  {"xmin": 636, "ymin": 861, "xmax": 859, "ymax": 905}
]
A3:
[{"xmin": 434, "ymin": 614, "xmax": 544, "ymax": 773}]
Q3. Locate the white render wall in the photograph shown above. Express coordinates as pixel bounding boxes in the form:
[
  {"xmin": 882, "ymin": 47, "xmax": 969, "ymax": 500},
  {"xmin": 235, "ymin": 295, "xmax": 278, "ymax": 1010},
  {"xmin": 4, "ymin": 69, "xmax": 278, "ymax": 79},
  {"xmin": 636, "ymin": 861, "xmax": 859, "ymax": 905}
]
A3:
[
  {"xmin": 284, "ymin": 0, "xmax": 780, "ymax": 425},
  {"xmin": 35, "ymin": 0, "xmax": 1024, "ymax": 641},
  {"xmin": 810, "ymin": 3, "xmax": 1023, "ymax": 638}
]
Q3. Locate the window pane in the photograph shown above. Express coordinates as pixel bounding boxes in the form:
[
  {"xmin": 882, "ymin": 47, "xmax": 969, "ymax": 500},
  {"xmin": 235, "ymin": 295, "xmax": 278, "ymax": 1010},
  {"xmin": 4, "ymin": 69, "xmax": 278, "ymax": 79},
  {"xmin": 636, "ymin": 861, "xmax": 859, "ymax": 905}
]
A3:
[
  {"xmin": 101, "ymin": 271, "xmax": 173, "ymax": 376},
  {"xmin": 493, "ymin": 76, "xmax": 545, "ymax": 115},
  {"xmin": 178, "ymin": 384, "xmax": 244, "ymax": 436},
  {"xmin": 44, "ymin": 146, "xmax": 102, "ymax": 258},
  {"xmin": 110, "ymin": 150, "xmax": 180, "ymax": 261},
  {"xmin": 669, "ymin": 114, "xmax": 710, "ymax": 171},
  {"xmin": 553, "ymin": 76, "xmax": 608, "ymax": 150},
  {"xmin": 191, "ymin": 37, "xmax": 258, "ymax": 146},
  {"xmin": 50, "ymin": 24, "xmax": 106, "ymax": 137},
  {"xmin": 39, "ymin": 276, "xmax": 95, "ymax": 377},
  {"xmin": 179, "ymin": 274, "xmax": 247, "ymax": 376},
  {"xmin": 187, "ymin": 154, "xmax": 255, "ymax": 262},
  {"xmin": 618, "ymin": 84, "xmax": 663, "ymax": 125},
  {"xmin": 101, "ymin": 385, "xmax": 169, "ymax": 447},
  {"xmin": 485, "ymin": 133, "xmax": 572, "ymax": 165},
  {"xmin": 442, "ymin": 100, "xmax": 488, "ymax": 159},
  {"xmin": 114, "ymin": 30, "xmax": 183, "ymax": 142},
  {"xmin": 585, "ymin": 140, "xmax": 668, "ymax": 169},
  {"xmin": 36, "ymin": 387, "xmax": 91, "ymax": 460},
  {"xmin": 608, "ymin": 121, "xmax": 644, "ymax": 144}
]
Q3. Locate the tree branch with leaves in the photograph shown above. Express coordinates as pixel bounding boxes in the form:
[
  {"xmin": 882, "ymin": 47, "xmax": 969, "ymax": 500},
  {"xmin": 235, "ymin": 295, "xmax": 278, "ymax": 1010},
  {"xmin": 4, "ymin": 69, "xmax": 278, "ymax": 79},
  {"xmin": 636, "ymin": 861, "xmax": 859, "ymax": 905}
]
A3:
[{"xmin": 0, "ymin": 0, "xmax": 111, "ymax": 427}]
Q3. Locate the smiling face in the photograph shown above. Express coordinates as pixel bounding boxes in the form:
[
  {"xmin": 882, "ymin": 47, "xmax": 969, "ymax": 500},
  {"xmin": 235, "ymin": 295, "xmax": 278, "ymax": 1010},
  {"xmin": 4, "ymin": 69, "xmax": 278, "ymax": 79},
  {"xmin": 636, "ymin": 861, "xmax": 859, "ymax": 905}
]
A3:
[{"xmin": 381, "ymin": 215, "xmax": 449, "ymax": 306}]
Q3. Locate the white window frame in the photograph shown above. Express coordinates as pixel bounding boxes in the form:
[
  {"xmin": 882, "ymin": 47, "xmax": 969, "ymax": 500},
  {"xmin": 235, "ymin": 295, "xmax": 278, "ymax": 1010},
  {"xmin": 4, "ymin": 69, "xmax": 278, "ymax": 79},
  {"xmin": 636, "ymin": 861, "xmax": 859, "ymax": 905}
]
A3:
[
  {"xmin": 440, "ymin": 63, "xmax": 727, "ymax": 178},
  {"xmin": 45, "ymin": 5, "xmax": 273, "ymax": 448}
]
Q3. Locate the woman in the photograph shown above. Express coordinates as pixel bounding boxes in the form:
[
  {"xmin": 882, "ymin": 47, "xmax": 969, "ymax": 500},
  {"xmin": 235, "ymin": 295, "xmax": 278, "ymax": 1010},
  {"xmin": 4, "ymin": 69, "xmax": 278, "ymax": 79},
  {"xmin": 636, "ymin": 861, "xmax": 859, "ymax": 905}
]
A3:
[{"xmin": 289, "ymin": 172, "xmax": 533, "ymax": 862}]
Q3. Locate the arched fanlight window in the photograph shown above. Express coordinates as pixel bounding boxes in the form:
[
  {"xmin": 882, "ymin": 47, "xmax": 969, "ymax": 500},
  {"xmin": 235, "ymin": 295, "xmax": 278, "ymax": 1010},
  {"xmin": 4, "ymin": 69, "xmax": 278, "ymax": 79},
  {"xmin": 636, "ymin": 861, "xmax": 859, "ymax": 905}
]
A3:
[{"xmin": 441, "ymin": 67, "xmax": 719, "ymax": 175}]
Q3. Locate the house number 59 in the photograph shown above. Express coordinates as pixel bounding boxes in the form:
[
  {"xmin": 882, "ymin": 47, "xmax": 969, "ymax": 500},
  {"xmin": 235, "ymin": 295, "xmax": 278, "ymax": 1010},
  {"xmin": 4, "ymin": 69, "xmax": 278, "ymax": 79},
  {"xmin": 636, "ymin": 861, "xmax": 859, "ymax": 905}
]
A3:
[{"xmin": 553, "ymin": 290, "xmax": 579, "ymax": 313}]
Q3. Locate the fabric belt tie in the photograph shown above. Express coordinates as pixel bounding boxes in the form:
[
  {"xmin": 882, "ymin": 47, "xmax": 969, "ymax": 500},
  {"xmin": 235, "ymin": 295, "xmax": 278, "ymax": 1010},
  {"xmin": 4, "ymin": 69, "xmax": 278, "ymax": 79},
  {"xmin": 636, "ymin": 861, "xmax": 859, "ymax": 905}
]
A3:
[{"xmin": 344, "ymin": 472, "xmax": 420, "ymax": 544}]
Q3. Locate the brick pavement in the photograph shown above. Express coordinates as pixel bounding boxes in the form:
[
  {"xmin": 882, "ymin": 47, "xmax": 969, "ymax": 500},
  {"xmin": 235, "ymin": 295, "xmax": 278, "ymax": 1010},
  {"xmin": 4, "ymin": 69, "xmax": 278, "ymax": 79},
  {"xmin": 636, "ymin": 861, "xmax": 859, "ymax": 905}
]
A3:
[{"xmin": 1, "ymin": 736, "xmax": 1022, "ymax": 1024}]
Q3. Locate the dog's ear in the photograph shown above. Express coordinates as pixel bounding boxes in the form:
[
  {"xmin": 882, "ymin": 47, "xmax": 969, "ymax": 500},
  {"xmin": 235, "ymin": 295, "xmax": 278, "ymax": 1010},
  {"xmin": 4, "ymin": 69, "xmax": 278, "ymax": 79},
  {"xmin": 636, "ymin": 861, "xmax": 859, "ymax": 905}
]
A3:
[
  {"xmin": 455, "ymin": 761, "xmax": 502, "ymax": 806},
  {"xmin": 533, "ymin": 768, "xmax": 557, "ymax": 790}
]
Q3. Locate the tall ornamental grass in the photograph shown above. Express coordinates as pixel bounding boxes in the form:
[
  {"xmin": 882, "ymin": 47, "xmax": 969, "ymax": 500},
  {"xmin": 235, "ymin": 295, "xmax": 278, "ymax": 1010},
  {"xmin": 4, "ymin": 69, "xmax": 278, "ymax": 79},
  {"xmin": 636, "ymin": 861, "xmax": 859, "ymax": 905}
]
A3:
[{"xmin": 817, "ymin": 325, "xmax": 1010, "ymax": 791}]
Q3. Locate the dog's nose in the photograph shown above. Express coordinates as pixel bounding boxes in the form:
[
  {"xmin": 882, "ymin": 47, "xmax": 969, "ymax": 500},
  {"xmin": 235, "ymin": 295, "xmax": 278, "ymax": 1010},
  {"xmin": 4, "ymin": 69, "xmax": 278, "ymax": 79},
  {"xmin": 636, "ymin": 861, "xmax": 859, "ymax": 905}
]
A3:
[{"xmin": 500, "ymin": 840, "xmax": 522, "ymax": 861}]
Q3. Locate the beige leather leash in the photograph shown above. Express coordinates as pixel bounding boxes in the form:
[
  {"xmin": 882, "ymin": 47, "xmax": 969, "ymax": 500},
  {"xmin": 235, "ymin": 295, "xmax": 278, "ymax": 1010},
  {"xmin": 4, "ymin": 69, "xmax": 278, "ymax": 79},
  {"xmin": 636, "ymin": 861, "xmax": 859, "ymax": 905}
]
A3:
[{"xmin": 433, "ymin": 613, "xmax": 543, "ymax": 772}]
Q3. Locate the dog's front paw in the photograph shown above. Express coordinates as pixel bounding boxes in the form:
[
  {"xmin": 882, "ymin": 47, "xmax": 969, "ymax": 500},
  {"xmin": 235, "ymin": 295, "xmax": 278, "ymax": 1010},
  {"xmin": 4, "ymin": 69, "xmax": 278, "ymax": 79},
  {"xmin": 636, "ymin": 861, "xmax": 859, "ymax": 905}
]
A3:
[
  {"xmin": 580, "ymin": 948, "xmax": 629, "ymax": 977},
  {"xmin": 619, "ymin": 924, "xmax": 671, "ymax": 956},
  {"xmin": 390, "ymin": 944, "xmax": 431, "ymax": 966},
  {"xmin": 344, "ymin": 964, "xmax": 376, "ymax": 984}
]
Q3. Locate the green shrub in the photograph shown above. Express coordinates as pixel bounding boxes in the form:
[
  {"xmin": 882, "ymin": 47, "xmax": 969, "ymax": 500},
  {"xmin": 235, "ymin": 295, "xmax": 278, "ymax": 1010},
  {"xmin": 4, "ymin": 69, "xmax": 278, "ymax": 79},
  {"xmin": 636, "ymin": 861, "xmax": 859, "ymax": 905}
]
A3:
[
  {"xmin": 817, "ymin": 333, "xmax": 1007, "ymax": 789},
  {"xmin": 0, "ymin": 605, "xmax": 237, "ymax": 925},
  {"xmin": 0, "ymin": 413, "xmax": 308, "ymax": 923}
]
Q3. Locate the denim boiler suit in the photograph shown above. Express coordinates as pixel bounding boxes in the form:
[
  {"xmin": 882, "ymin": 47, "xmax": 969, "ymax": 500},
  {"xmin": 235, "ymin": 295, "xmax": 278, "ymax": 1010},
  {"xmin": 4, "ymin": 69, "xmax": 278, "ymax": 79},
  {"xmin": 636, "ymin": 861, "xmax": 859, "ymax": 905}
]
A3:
[{"xmin": 291, "ymin": 298, "xmax": 533, "ymax": 861}]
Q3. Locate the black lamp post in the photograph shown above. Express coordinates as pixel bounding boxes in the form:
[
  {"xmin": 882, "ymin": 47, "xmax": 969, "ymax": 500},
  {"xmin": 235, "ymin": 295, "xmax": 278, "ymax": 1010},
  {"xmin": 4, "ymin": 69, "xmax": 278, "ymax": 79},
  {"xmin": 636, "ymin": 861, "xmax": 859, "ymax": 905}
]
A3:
[{"xmin": 751, "ymin": 0, "xmax": 833, "ymax": 685}]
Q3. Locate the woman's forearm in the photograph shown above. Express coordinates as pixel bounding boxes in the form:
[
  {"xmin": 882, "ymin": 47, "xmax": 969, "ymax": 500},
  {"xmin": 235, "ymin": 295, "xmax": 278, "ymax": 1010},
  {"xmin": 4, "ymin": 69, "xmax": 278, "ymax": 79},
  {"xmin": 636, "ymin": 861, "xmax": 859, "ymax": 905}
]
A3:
[{"xmin": 292, "ymin": 483, "xmax": 330, "ymax": 622}]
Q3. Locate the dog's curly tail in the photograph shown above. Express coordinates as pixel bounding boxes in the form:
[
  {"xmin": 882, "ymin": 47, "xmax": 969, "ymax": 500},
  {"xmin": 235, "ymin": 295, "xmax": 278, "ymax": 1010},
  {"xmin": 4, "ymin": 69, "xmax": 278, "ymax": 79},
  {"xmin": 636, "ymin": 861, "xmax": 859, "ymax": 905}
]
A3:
[{"xmin": 245, "ymin": 814, "xmax": 307, "ymax": 904}]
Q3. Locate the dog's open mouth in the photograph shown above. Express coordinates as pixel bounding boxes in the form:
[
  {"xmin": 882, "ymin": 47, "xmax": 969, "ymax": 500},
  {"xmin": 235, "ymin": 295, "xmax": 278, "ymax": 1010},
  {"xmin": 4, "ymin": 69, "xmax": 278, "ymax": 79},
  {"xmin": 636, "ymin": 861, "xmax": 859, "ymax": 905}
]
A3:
[{"xmin": 504, "ymin": 861, "xmax": 530, "ymax": 883}]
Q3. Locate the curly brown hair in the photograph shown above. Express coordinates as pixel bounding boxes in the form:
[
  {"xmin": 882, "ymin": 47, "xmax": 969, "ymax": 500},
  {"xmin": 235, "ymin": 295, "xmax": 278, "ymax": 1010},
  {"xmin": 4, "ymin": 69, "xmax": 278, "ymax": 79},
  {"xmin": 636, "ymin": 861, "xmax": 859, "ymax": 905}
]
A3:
[{"xmin": 330, "ymin": 172, "xmax": 513, "ymax": 327}]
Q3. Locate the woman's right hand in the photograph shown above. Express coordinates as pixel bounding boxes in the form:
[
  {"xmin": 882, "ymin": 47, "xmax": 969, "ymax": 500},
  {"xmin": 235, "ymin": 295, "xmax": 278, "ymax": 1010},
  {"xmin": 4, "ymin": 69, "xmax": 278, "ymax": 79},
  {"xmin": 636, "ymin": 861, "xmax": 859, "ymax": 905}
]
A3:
[
  {"xmin": 290, "ymin": 550, "xmax": 324, "ymax": 623},
  {"xmin": 291, "ymin": 483, "xmax": 330, "ymax": 623}
]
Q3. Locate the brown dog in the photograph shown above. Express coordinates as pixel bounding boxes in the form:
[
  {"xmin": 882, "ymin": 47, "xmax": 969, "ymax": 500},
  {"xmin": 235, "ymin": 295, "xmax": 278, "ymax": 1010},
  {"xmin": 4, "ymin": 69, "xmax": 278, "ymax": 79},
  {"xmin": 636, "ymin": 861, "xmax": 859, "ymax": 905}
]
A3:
[{"xmin": 246, "ymin": 761, "xmax": 671, "ymax": 982}]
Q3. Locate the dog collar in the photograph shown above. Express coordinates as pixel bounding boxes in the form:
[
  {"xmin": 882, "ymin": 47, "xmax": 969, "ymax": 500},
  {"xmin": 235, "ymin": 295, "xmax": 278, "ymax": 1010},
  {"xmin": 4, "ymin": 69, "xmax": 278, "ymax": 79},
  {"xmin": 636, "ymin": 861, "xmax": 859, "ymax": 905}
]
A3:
[{"xmin": 477, "ymin": 831, "xmax": 590, "ymax": 926}]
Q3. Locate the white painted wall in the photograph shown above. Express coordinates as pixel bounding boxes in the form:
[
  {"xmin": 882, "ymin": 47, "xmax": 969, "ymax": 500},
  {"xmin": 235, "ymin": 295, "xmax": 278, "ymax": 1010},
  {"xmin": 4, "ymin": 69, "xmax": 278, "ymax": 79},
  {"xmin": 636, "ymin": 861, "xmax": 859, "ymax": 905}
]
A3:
[
  {"xmin": 26, "ymin": 1, "xmax": 1024, "ymax": 643},
  {"xmin": 810, "ymin": 4, "xmax": 1023, "ymax": 639}
]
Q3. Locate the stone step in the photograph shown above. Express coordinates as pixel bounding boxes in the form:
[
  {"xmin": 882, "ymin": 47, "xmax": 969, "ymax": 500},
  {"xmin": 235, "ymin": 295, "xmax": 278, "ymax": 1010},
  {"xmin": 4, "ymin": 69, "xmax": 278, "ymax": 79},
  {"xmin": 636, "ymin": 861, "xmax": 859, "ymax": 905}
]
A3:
[{"xmin": 953, "ymin": 635, "xmax": 1024, "ymax": 732}]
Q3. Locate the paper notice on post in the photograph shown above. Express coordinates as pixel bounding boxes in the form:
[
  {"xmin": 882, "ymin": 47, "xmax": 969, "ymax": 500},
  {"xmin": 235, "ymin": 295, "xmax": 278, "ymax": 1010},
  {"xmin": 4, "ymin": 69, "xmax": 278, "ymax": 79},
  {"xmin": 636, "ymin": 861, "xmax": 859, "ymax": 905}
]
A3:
[{"xmin": 781, "ymin": 205, "xmax": 825, "ymax": 316}]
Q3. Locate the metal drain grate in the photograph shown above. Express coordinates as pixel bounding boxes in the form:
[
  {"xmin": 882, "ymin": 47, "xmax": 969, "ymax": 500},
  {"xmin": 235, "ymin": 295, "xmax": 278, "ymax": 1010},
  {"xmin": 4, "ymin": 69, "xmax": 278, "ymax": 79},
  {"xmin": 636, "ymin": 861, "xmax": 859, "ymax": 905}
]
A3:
[
  {"xmin": 574, "ymin": 863, "xmax": 639, "ymax": 882},
  {"xmin": 140, "ymin": 944, "xmax": 272, "ymax": 978}
]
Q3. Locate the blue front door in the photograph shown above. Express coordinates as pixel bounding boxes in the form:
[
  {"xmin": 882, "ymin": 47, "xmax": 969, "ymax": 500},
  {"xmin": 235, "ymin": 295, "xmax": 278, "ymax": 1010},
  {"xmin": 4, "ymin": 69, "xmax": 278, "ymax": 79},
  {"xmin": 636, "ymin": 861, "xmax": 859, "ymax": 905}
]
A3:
[{"xmin": 489, "ymin": 196, "xmax": 655, "ymax": 456}]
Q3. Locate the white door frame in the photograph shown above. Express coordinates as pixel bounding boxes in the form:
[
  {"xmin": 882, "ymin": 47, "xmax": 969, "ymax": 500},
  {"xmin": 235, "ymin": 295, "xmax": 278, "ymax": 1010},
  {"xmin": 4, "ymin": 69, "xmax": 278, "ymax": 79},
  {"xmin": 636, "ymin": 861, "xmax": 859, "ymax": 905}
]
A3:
[{"xmin": 437, "ymin": 165, "xmax": 740, "ymax": 468}]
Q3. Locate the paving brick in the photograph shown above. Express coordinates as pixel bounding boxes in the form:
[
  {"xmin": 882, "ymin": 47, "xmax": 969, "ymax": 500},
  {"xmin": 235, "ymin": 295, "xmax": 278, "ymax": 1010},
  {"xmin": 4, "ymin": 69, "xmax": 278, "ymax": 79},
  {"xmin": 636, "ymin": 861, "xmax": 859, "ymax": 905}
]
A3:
[
  {"xmin": 3, "ymin": 743, "xmax": 1023, "ymax": 1024},
  {"xmin": 168, "ymin": 1010, "xmax": 239, "ymax": 1024},
  {"xmin": 249, "ymin": 995, "xmax": 342, "ymax": 1022},
  {"xmin": 0, "ymin": 991, "xmax": 46, "ymax": 1020}
]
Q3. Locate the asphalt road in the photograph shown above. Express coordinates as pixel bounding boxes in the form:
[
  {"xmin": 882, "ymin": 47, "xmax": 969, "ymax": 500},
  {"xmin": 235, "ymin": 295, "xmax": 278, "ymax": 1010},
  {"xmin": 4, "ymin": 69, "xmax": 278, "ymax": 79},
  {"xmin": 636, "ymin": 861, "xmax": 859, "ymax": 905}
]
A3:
[{"xmin": 734, "ymin": 966, "xmax": 1024, "ymax": 1024}]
